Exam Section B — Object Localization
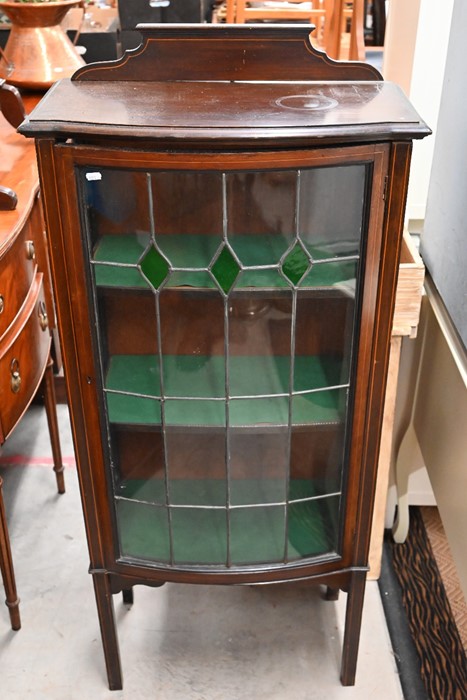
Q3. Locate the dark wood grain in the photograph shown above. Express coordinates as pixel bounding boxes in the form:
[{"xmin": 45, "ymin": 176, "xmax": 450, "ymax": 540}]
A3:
[
  {"xmin": 73, "ymin": 24, "xmax": 382, "ymax": 82},
  {"xmin": 22, "ymin": 79, "xmax": 428, "ymax": 145}
]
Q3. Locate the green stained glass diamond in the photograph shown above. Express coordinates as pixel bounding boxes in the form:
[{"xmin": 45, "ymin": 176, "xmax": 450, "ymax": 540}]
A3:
[
  {"xmin": 140, "ymin": 245, "xmax": 169, "ymax": 289},
  {"xmin": 282, "ymin": 243, "xmax": 310, "ymax": 285},
  {"xmin": 211, "ymin": 245, "xmax": 240, "ymax": 293}
]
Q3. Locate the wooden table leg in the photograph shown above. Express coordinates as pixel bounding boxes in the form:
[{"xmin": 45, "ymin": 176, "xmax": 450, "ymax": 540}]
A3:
[
  {"xmin": 42, "ymin": 356, "xmax": 65, "ymax": 495},
  {"xmin": 0, "ymin": 475, "xmax": 21, "ymax": 630}
]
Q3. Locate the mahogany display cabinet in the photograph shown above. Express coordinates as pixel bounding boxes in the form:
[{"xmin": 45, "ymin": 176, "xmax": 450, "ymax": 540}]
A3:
[{"xmin": 20, "ymin": 25, "xmax": 430, "ymax": 690}]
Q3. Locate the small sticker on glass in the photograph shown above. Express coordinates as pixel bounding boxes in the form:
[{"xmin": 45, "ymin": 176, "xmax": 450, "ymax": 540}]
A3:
[{"xmin": 86, "ymin": 172, "xmax": 102, "ymax": 181}]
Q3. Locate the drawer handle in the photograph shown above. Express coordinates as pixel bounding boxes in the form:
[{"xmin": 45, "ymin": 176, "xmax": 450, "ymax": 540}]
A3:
[
  {"xmin": 26, "ymin": 240, "xmax": 35, "ymax": 260},
  {"xmin": 10, "ymin": 358, "xmax": 21, "ymax": 394},
  {"xmin": 38, "ymin": 301, "xmax": 48, "ymax": 331},
  {"xmin": 0, "ymin": 294, "xmax": 4, "ymax": 314}
]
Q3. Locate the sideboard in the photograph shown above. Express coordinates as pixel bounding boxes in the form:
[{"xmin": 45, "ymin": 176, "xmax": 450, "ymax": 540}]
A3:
[{"xmin": 0, "ymin": 84, "xmax": 65, "ymax": 630}]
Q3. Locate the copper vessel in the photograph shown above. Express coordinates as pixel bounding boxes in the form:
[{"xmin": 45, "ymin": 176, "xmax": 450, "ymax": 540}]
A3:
[{"xmin": 0, "ymin": 1, "xmax": 85, "ymax": 90}]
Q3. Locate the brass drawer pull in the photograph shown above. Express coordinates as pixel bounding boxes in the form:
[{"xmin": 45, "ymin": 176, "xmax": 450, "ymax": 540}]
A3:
[
  {"xmin": 38, "ymin": 301, "xmax": 48, "ymax": 331},
  {"xmin": 0, "ymin": 294, "xmax": 4, "ymax": 314},
  {"xmin": 10, "ymin": 358, "xmax": 21, "ymax": 394},
  {"xmin": 26, "ymin": 240, "xmax": 35, "ymax": 260}
]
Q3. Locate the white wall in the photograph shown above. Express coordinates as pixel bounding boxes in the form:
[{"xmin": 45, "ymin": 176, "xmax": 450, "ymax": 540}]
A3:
[
  {"xmin": 382, "ymin": 0, "xmax": 455, "ymax": 221},
  {"xmin": 420, "ymin": 0, "xmax": 467, "ymax": 347},
  {"xmin": 386, "ymin": 1, "xmax": 467, "ymax": 597}
]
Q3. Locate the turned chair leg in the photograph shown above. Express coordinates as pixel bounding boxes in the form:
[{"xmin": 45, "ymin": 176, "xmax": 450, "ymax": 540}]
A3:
[
  {"xmin": 42, "ymin": 357, "xmax": 65, "ymax": 494},
  {"xmin": 0, "ymin": 476, "xmax": 21, "ymax": 630}
]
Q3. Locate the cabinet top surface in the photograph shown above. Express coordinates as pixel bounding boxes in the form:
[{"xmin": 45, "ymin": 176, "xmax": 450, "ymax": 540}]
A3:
[
  {"xmin": 20, "ymin": 25, "xmax": 430, "ymax": 145},
  {"xmin": 23, "ymin": 79, "xmax": 428, "ymax": 144}
]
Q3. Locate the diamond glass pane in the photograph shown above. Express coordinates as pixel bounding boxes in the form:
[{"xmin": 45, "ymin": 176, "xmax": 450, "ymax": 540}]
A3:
[
  {"xmin": 282, "ymin": 243, "xmax": 310, "ymax": 285},
  {"xmin": 140, "ymin": 246, "xmax": 169, "ymax": 289},
  {"xmin": 211, "ymin": 246, "xmax": 241, "ymax": 293}
]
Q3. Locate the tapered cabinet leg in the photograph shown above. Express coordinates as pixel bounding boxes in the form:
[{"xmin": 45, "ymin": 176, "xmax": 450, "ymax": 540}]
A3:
[
  {"xmin": 42, "ymin": 357, "xmax": 65, "ymax": 494},
  {"xmin": 325, "ymin": 586, "xmax": 340, "ymax": 601},
  {"xmin": 340, "ymin": 571, "xmax": 366, "ymax": 686},
  {"xmin": 0, "ymin": 477, "xmax": 21, "ymax": 631},
  {"xmin": 92, "ymin": 573, "xmax": 123, "ymax": 691},
  {"xmin": 122, "ymin": 587, "xmax": 134, "ymax": 606}
]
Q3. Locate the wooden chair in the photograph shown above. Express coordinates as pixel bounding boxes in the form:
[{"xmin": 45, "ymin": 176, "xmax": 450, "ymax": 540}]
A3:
[
  {"xmin": 228, "ymin": 1, "xmax": 332, "ymax": 48},
  {"xmin": 326, "ymin": 0, "xmax": 365, "ymax": 61},
  {"xmin": 221, "ymin": 0, "xmax": 365, "ymax": 60}
]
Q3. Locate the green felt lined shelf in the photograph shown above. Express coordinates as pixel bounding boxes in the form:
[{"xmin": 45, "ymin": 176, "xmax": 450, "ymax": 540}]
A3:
[
  {"xmin": 92, "ymin": 234, "xmax": 357, "ymax": 291},
  {"xmin": 117, "ymin": 477, "xmax": 337, "ymax": 507},
  {"xmin": 116, "ymin": 479, "xmax": 339, "ymax": 565},
  {"xmin": 104, "ymin": 354, "xmax": 347, "ymax": 427}
]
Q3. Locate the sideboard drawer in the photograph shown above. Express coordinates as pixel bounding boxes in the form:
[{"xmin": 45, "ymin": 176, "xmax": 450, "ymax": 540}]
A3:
[
  {"xmin": 0, "ymin": 217, "xmax": 38, "ymax": 339},
  {"xmin": 0, "ymin": 273, "xmax": 51, "ymax": 443}
]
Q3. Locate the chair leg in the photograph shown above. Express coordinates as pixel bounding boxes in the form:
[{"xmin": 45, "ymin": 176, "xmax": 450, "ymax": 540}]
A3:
[
  {"xmin": 327, "ymin": 0, "xmax": 345, "ymax": 59},
  {"xmin": 349, "ymin": 0, "xmax": 366, "ymax": 62},
  {"xmin": 42, "ymin": 357, "xmax": 65, "ymax": 495},
  {"xmin": 0, "ymin": 476, "xmax": 21, "ymax": 631}
]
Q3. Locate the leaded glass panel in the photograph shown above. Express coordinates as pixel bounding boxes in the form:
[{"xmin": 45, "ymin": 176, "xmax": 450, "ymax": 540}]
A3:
[{"xmin": 80, "ymin": 161, "xmax": 367, "ymax": 570}]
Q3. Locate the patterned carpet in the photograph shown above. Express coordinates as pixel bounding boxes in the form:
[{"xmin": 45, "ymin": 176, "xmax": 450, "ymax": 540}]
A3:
[
  {"xmin": 420, "ymin": 507, "xmax": 467, "ymax": 653},
  {"xmin": 382, "ymin": 507, "xmax": 467, "ymax": 700}
]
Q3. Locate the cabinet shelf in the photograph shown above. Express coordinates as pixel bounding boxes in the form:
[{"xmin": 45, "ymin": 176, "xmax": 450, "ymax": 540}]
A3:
[
  {"xmin": 117, "ymin": 477, "xmax": 338, "ymax": 507},
  {"xmin": 116, "ymin": 480, "xmax": 339, "ymax": 565},
  {"xmin": 92, "ymin": 234, "xmax": 357, "ymax": 292},
  {"xmin": 104, "ymin": 354, "xmax": 347, "ymax": 428}
]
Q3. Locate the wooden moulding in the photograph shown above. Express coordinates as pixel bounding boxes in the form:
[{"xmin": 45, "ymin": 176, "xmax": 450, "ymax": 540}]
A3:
[{"xmin": 393, "ymin": 231, "xmax": 425, "ymax": 338}]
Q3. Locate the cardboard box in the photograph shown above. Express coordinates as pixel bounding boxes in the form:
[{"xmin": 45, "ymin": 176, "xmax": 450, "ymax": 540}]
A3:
[{"xmin": 393, "ymin": 232, "xmax": 425, "ymax": 338}]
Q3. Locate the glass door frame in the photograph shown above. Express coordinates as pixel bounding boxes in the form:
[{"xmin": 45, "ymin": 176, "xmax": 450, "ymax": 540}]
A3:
[{"xmin": 52, "ymin": 141, "xmax": 390, "ymax": 583}]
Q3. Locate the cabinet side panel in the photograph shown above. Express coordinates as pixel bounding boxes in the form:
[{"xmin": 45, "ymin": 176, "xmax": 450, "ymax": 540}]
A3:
[
  {"xmin": 35, "ymin": 140, "xmax": 113, "ymax": 570},
  {"xmin": 340, "ymin": 145, "xmax": 392, "ymax": 566},
  {"xmin": 351, "ymin": 142, "xmax": 412, "ymax": 566}
]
